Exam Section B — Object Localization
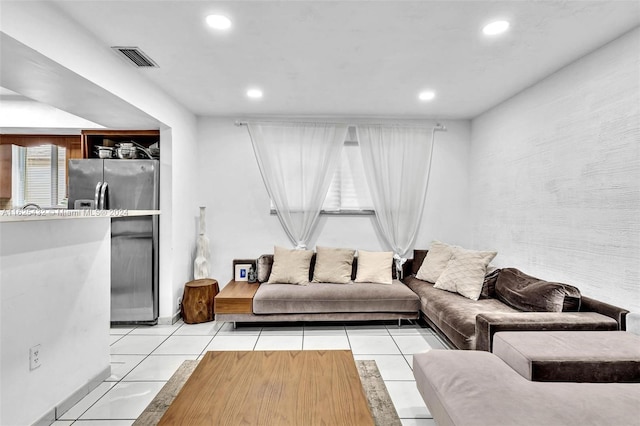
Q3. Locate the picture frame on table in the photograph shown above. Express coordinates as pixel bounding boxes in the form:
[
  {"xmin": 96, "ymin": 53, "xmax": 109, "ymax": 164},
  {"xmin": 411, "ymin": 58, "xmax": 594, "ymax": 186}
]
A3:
[{"xmin": 234, "ymin": 263, "xmax": 252, "ymax": 281}]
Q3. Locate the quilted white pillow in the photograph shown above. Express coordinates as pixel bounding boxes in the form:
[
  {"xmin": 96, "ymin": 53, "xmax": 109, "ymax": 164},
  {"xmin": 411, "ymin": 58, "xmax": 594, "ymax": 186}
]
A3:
[
  {"xmin": 435, "ymin": 247, "xmax": 497, "ymax": 300},
  {"xmin": 267, "ymin": 246, "xmax": 314, "ymax": 285},
  {"xmin": 415, "ymin": 241, "xmax": 455, "ymax": 283},
  {"xmin": 354, "ymin": 250, "xmax": 393, "ymax": 284}
]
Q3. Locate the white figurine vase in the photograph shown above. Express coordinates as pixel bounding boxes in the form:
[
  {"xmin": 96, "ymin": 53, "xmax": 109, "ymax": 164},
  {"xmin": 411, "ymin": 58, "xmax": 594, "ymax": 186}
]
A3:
[{"xmin": 193, "ymin": 206, "xmax": 210, "ymax": 279}]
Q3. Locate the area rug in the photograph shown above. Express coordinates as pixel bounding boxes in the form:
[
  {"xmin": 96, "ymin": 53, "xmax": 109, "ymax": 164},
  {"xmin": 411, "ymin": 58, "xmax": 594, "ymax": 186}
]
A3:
[{"xmin": 134, "ymin": 359, "xmax": 401, "ymax": 426}]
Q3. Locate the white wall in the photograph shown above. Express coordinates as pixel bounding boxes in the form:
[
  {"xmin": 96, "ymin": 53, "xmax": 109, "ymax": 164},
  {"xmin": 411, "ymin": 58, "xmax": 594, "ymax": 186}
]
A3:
[
  {"xmin": 197, "ymin": 118, "xmax": 471, "ymax": 286},
  {"xmin": 0, "ymin": 98, "xmax": 103, "ymax": 129},
  {"xmin": 1, "ymin": 1, "xmax": 200, "ymax": 321},
  {"xmin": 470, "ymin": 28, "xmax": 640, "ymax": 312},
  {"xmin": 0, "ymin": 218, "xmax": 111, "ymax": 425}
]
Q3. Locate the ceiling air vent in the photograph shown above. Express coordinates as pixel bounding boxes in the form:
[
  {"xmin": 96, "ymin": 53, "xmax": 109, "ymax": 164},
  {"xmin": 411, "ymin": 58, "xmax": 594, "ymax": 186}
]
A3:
[{"xmin": 111, "ymin": 46, "xmax": 158, "ymax": 68}]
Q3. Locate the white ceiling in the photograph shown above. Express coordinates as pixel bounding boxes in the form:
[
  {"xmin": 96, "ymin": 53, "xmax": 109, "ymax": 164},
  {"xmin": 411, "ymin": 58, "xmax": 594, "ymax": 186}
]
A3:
[
  {"xmin": 0, "ymin": 32, "xmax": 161, "ymax": 130},
  {"xmin": 33, "ymin": 1, "xmax": 640, "ymax": 119}
]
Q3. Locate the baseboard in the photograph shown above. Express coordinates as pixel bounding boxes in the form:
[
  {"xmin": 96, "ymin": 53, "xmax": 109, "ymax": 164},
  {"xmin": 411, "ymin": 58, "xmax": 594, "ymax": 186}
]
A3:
[
  {"xmin": 32, "ymin": 409, "xmax": 55, "ymax": 426},
  {"xmin": 56, "ymin": 366, "xmax": 111, "ymax": 420},
  {"xmin": 158, "ymin": 312, "xmax": 181, "ymax": 325},
  {"xmin": 30, "ymin": 366, "xmax": 111, "ymax": 425}
]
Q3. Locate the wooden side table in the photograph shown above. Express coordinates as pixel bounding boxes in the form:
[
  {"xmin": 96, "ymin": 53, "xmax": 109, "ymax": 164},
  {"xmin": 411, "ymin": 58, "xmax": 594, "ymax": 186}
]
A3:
[
  {"xmin": 214, "ymin": 280, "xmax": 259, "ymax": 314},
  {"xmin": 181, "ymin": 278, "xmax": 219, "ymax": 324}
]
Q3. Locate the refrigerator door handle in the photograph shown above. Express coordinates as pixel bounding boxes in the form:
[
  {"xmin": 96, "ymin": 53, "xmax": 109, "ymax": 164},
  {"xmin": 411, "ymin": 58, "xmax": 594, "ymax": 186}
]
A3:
[
  {"xmin": 100, "ymin": 182, "xmax": 109, "ymax": 209},
  {"xmin": 94, "ymin": 181, "xmax": 103, "ymax": 208}
]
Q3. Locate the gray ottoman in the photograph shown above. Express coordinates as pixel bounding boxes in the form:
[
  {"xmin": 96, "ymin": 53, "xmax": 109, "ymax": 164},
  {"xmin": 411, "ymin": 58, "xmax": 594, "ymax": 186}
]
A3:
[
  {"xmin": 413, "ymin": 350, "xmax": 640, "ymax": 426},
  {"xmin": 492, "ymin": 331, "xmax": 640, "ymax": 382}
]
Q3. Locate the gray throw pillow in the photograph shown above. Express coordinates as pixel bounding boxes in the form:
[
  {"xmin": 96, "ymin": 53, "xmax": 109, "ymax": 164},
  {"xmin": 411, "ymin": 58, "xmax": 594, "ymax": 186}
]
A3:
[{"xmin": 256, "ymin": 254, "xmax": 274, "ymax": 283}]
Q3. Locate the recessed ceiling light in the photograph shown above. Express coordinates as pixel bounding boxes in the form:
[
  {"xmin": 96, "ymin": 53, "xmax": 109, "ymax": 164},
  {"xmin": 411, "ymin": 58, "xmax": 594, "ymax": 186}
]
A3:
[
  {"xmin": 206, "ymin": 14, "xmax": 232, "ymax": 30},
  {"xmin": 247, "ymin": 88, "xmax": 263, "ymax": 99},
  {"xmin": 418, "ymin": 90, "xmax": 436, "ymax": 101},
  {"xmin": 483, "ymin": 20, "xmax": 510, "ymax": 36}
]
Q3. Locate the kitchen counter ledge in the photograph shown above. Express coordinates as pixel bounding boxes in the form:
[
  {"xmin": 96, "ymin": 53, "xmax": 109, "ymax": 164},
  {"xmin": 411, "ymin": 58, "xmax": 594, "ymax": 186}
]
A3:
[{"xmin": 0, "ymin": 209, "xmax": 161, "ymax": 222}]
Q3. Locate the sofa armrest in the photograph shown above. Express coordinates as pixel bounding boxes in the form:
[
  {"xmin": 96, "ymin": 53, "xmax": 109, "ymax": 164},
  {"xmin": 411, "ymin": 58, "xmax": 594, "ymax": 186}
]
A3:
[
  {"xmin": 580, "ymin": 296, "xmax": 629, "ymax": 330},
  {"xmin": 475, "ymin": 312, "xmax": 619, "ymax": 352}
]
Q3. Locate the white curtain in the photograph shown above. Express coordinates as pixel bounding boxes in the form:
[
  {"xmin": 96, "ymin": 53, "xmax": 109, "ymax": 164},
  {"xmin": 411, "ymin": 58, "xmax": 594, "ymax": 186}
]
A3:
[
  {"xmin": 357, "ymin": 125, "xmax": 436, "ymax": 277},
  {"xmin": 247, "ymin": 122, "xmax": 348, "ymax": 248}
]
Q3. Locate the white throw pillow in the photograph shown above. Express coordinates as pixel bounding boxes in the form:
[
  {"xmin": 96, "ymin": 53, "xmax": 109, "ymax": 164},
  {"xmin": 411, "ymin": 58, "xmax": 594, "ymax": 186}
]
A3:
[
  {"xmin": 354, "ymin": 250, "xmax": 393, "ymax": 285},
  {"xmin": 267, "ymin": 246, "xmax": 314, "ymax": 285},
  {"xmin": 435, "ymin": 247, "xmax": 497, "ymax": 300},
  {"xmin": 312, "ymin": 246, "xmax": 355, "ymax": 284},
  {"xmin": 415, "ymin": 241, "xmax": 455, "ymax": 283}
]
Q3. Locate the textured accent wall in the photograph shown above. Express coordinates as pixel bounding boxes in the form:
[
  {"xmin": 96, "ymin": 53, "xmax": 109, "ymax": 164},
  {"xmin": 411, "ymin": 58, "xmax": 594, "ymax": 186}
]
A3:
[{"xmin": 470, "ymin": 28, "xmax": 640, "ymax": 312}]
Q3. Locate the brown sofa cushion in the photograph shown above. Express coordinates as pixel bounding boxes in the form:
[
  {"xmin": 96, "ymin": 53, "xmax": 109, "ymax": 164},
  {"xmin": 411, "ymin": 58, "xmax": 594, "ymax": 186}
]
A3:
[
  {"xmin": 493, "ymin": 331, "xmax": 640, "ymax": 382},
  {"xmin": 257, "ymin": 254, "xmax": 274, "ymax": 283},
  {"xmin": 404, "ymin": 276, "xmax": 518, "ymax": 349},
  {"xmin": 479, "ymin": 268, "xmax": 501, "ymax": 299},
  {"xmin": 253, "ymin": 280, "xmax": 419, "ymax": 314},
  {"xmin": 495, "ymin": 268, "xmax": 581, "ymax": 312}
]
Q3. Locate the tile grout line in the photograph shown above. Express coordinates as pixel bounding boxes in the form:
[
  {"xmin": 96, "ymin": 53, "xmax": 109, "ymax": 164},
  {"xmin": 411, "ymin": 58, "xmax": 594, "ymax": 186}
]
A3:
[
  {"xmin": 67, "ymin": 321, "xmax": 434, "ymax": 424},
  {"xmin": 61, "ymin": 330, "xmax": 137, "ymax": 421},
  {"xmin": 68, "ymin": 324, "xmax": 177, "ymax": 422},
  {"xmin": 63, "ymin": 324, "xmax": 143, "ymax": 421}
]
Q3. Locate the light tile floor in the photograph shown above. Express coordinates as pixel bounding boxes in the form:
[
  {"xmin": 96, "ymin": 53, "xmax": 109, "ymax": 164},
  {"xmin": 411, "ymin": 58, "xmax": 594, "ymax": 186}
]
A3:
[{"xmin": 55, "ymin": 320, "xmax": 446, "ymax": 426}]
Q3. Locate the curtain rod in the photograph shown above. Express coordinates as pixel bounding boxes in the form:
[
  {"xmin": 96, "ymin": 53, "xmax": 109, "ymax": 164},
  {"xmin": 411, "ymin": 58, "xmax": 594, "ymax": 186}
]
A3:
[{"xmin": 235, "ymin": 120, "xmax": 447, "ymax": 131}]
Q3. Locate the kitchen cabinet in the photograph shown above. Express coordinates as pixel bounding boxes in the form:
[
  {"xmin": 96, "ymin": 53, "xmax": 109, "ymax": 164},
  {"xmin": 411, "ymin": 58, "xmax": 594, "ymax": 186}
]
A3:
[
  {"xmin": 0, "ymin": 135, "xmax": 82, "ymax": 200},
  {"xmin": 0, "ymin": 144, "xmax": 11, "ymax": 198},
  {"xmin": 81, "ymin": 129, "xmax": 160, "ymax": 159}
]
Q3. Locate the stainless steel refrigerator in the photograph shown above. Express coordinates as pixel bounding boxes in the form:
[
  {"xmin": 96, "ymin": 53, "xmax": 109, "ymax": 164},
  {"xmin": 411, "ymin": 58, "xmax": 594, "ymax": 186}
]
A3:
[{"xmin": 68, "ymin": 159, "xmax": 159, "ymax": 325}]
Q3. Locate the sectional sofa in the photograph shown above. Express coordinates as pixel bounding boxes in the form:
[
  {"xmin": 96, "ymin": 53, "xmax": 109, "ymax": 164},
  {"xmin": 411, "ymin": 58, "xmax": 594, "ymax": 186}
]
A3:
[
  {"xmin": 214, "ymin": 247, "xmax": 421, "ymax": 324},
  {"xmin": 404, "ymin": 249, "xmax": 628, "ymax": 350},
  {"xmin": 216, "ymin": 246, "xmax": 628, "ymax": 350},
  {"xmin": 413, "ymin": 335, "xmax": 640, "ymax": 426}
]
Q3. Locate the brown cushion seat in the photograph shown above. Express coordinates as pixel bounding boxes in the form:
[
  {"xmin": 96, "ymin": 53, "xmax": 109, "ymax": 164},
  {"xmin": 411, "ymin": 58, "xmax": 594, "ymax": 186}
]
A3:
[
  {"xmin": 253, "ymin": 279, "xmax": 419, "ymax": 314},
  {"xmin": 405, "ymin": 276, "xmax": 518, "ymax": 349},
  {"xmin": 493, "ymin": 331, "xmax": 640, "ymax": 382}
]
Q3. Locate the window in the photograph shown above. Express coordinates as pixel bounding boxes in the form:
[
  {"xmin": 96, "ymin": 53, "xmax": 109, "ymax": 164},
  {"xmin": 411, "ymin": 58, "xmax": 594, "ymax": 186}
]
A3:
[
  {"xmin": 322, "ymin": 140, "xmax": 373, "ymax": 214},
  {"xmin": 269, "ymin": 128, "xmax": 374, "ymax": 215},
  {"xmin": 11, "ymin": 144, "xmax": 67, "ymax": 208}
]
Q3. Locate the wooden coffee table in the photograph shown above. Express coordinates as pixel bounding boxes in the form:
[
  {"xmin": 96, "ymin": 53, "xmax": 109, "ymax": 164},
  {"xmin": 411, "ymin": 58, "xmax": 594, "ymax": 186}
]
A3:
[{"xmin": 158, "ymin": 350, "xmax": 374, "ymax": 425}]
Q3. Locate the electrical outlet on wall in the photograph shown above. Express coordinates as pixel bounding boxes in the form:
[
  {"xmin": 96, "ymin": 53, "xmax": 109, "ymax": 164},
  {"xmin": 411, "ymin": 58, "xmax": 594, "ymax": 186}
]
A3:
[
  {"xmin": 177, "ymin": 297, "xmax": 182, "ymax": 313},
  {"xmin": 29, "ymin": 344, "xmax": 42, "ymax": 371}
]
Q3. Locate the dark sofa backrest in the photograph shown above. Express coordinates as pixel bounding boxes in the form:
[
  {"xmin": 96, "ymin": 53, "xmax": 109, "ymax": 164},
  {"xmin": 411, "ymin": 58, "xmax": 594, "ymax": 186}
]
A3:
[
  {"xmin": 407, "ymin": 249, "xmax": 628, "ymax": 329},
  {"xmin": 411, "ymin": 249, "xmax": 428, "ymax": 275}
]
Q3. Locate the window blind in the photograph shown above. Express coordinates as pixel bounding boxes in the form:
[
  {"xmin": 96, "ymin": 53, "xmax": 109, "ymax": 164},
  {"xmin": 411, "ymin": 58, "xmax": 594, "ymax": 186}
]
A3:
[
  {"xmin": 12, "ymin": 144, "xmax": 66, "ymax": 208},
  {"xmin": 322, "ymin": 141, "xmax": 373, "ymax": 213}
]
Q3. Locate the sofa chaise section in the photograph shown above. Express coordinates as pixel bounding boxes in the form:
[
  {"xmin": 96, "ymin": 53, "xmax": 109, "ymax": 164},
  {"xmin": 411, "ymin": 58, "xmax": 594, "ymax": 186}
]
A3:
[
  {"xmin": 403, "ymin": 249, "xmax": 628, "ymax": 350},
  {"xmin": 413, "ymin": 349, "xmax": 640, "ymax": 426}
]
